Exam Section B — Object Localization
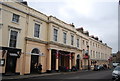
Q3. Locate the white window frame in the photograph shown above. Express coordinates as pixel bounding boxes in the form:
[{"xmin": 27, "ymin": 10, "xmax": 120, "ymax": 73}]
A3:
[{"xmin": 34, "ymin": 23, "xmax": 40, "ymax": 38}]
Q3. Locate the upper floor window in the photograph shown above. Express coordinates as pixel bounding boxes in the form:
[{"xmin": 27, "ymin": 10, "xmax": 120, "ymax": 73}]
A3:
[
  {"xmin": 54, "ymin": 29, "xmax": 58, "ymax": 41},
  {"xmin": 12, "ymin": 14, "xmax": 20, "ymax": 23},
  {"xmin": 63, "ymin": 32, "xmax": 67, "ymax": 44},
  {"xmin": 93, "ymin": 43, "xmax": 94, "ymax": 46},
  {"xmin": 9, "ymin": 30, "xmax": 18, "ymax": 47},
  {"xmin": 83, "ymin": 40, "xmax": 85, "ymax": 45},
  {"xmin": 86, "ymin": 41, "xmax": 88, "ymax": 46},
  {"xmin": 34, "ymin": 23, "xmax": 40, "ymax": 38},
  {"xmin": 91, "ymin": 50, "xmax": 92, "ymax": 58},
  {"xmin": 71, "ymin": 35, "xmax": 74, "ymax": 45},
  {"xmin": 93, "ymin": 51, "xmax": 95, "ymax": 58},
  {"xmin": 77, "ymin": 39, "xmax": 79, "ymax": 47},
  {"xmin": 90, "ymin": 41, "xmax": 92, "ymax": 45}
]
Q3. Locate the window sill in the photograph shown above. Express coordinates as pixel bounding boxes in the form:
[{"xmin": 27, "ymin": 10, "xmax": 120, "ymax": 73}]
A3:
[
  {"xmin": 33, "ymin": 37, "xmax": 40, "ymax": 39},
  {"xmin": 11, "ymin": 21, "xmax": 19, "ymax": 25}
]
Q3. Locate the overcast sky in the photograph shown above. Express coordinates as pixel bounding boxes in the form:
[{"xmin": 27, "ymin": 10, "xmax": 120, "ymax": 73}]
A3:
[{"xmin": 25, "ymin": 0, "xmax": 118, "ymax": 53}]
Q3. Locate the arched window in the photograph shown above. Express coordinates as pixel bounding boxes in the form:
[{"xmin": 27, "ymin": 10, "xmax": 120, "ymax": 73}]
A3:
[
  {"xmin": 31, "ymin": 48, "xmax": 40, "ymax": 54},
  {"xmin": 77, "ymin": 54, "xmax": 80, "ymax": 59}
]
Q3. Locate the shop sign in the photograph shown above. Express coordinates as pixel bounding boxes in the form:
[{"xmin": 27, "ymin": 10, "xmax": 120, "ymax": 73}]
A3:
[
  {"xmin": 9, "ymin": 53, "xmax": 18, "ymax": 56},
  {"xmin": 0, "ymin": 59, "xmax": 5, "ymax": 66},
  {"xmin": 83, "ymin": 55, "xmax": 89, "ymax": 59}
]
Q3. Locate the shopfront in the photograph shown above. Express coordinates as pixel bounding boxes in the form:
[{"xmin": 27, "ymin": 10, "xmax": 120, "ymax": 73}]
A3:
[
  {"xmin": 76, "ymin": 54, "xmax": 80, "ymax": 70},
  {"xmin": 51, "ymin": 49, "xmax": 75, "ymax": 72},
  {"xmin": 0, "ymin": 46, "xmax": 21, "ymax": 75}
]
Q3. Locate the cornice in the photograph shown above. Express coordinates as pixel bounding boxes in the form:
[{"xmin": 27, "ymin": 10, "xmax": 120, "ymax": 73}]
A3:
[
  {"xmin": 25, "ymin": 37, "xmax": 48, "ymax": 44},
  {"xmin": 25, "ymin": 37, "xmax": 82, "ymax": 51},
  {"xmin": 0, "ymin": 2, "xmax": 48, "ymax": 23},
  {"xmin": 49, "ymin": 21, "xmax": 76, "ymax": 34},
  {"xmin": 48, "ymin": 41, "xmax": 82, "ymax": 51}
]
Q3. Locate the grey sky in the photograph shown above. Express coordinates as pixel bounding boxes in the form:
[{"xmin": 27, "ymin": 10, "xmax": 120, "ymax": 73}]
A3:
[{"xmin": 26, "ymin": 0, "xmax": 118, "ymax": 53}]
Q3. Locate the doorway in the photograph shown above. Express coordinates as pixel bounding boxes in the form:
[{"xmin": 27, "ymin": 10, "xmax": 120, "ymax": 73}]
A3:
[
  {"xmin": 30, "ymin": 55, "xmax": 39, "ymax": 73},
  {"xmin": 30, "ymin": 48, "xmax": 40, "ymax": 73},
  {"xmin": 5, "ymin": 55, "xmax": 17, "ymax": 74},
  {"xmin": 76, "ymin": 55, "xmax": 80, "ymax": 70},
  {"xmin": 51, "ymin": 49, "xmax": 56, "ymax": 71}
]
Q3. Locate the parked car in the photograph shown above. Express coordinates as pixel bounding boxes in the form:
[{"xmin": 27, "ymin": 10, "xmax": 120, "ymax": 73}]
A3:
[
  {"xmin": 93, "ymin": 65, "xmax": 105, "ymax": 71},
  {"xmin": 113, "ymin": 63, "xmax": 120, "ymax": 68},
  {"xmin": 112, "ymin": 66, "xmax": 120, "ymax": 80},
  {"xmin": 98, "ymin": 65, "xmax": 105, "ymax": 70},
  {"xmin": 72, "ymin": 66, "xmax": 78, "ymax": 71},
  {"xmin": 93, "ymin": 65, "xmax": 99, "ymax": 71},
  {"xmin": 59, "ymin": 66, "xmax": 70, "ymax": 72}
]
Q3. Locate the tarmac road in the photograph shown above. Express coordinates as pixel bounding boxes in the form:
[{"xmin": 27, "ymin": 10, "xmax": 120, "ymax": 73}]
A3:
[{"xmin": 2, "ymin": 70, "xmax": 113, "ymax": 81}]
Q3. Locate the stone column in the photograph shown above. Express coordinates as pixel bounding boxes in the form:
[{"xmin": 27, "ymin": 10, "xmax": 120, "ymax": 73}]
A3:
[
  {"xmin": 56, "ymin": 50, "xmax": 59, "ymax": 71},
  {"xmin": 70, "ymin": 53, "xmax": 75, "ymax": 67},
  {"xmin": 47, "ymin": 49, "xmax": 51, "ymax": 71},
  {"xmin": 69, "ymin": 53, "xmax": 72, "ymax": 69}
]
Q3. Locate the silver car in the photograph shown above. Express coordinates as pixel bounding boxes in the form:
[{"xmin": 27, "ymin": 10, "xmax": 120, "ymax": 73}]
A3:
[{"xmin": 112, "ymin": 66, "xmax": 120, "ymax": 80}]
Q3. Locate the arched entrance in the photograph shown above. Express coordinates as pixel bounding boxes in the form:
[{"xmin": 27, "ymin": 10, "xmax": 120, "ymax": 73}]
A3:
[
  {"xmin": 30, "ymin": 48, "xmax": 40, "ymax": 73},
  {"xmin": 76, "ymin": 54, "xmax": 80, "ymax": 70}
]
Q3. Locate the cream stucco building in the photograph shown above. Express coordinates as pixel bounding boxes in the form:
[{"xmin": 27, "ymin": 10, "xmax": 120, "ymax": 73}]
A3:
[{"xmin": 0, "ymin": 0, "xmax": 112, "ymax": 75}]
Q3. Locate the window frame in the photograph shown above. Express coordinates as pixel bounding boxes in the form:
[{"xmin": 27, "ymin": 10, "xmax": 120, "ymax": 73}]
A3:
[
  {"xmin": 12, "ymin": 13, "xmax": 20, "ymax": 23},
  {"xmin": 77, "ymin": 38, "xmax": 79, "ymax": 48},
  {"xmin": 34, "ymin": 23, "xmax": 40, "ymax": 38},
  {"xmin": 53, "ymin": 28, "xmax": 58, "ymax": 42},
  {"xmin": 63, "ymin": 32, "xmax": 67, "ymax": 44},
  {"xmin": 71, "ymin": 35, "xmax": 74, "ymax": 45},
  {"xmin": 83, "ymin": 40, "xmax": 85, "ymax": 45},
  {"xmin": 8, "ymin": 29, "xmax": 19, "ymax": 48}
]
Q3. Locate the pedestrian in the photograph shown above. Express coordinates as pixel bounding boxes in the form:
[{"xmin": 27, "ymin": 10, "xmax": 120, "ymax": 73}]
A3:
[
  {"xmin": 37, "ymin": 63, "xmax": 42, "ymax": 74},
  {"xmin": 34, "ymin": 63, "xmax": 38, "ymax": 72}
]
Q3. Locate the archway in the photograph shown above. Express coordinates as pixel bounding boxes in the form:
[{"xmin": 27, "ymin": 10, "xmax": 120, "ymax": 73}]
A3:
[
  {"xmin": 30, "ymin": 48, "xmax": 40, "ymax": 73},
  {"xmin": 76, "ymin": 54, "xmax": 80, "ymax": 70}
]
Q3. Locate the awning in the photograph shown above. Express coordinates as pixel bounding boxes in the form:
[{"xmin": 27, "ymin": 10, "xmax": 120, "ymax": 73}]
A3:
[{"xmin": 0, "ymin": 46, "xmax": 21, "ymax": 58}]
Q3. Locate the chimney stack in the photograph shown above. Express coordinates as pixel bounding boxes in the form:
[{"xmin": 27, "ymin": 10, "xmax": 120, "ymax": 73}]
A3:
[{"xmin": 76, "ymin": 27, "xmax": 84, "ymax": 33}]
